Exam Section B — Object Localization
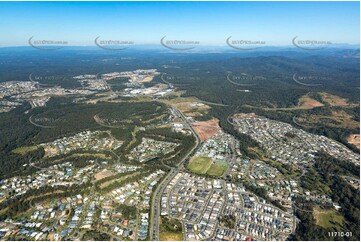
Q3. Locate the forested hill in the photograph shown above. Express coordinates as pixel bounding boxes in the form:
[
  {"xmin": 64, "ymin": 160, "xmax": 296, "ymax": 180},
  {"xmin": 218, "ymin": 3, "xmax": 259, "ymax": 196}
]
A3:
[{"xmin": 158, "ymin": 54, "xmax": 359, "ymax": 106}]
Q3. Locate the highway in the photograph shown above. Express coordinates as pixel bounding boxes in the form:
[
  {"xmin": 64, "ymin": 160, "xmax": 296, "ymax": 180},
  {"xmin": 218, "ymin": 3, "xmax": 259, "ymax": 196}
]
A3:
[{"xmin": 149, "ymin": 103, "xmax": 202, "ymax": 240}]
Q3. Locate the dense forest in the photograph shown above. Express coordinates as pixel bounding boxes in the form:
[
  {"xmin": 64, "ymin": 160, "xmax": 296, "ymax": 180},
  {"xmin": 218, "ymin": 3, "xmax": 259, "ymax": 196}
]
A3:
[
  {"xmin": 0, "ymin": 100, "xmax": 172, "ymax": 178},
  {"xmin": 293, "ymin": 152, "xmax": 360, "ymax": 241}
]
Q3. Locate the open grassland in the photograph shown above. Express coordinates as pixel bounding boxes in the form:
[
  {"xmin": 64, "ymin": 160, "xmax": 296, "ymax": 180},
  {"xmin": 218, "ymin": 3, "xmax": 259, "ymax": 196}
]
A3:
[
  {"xmin": 68, "ymin": 153, "xmax": 111, "ymax": 159},
  {"xmin": 160, "ymin": 231, "xmax": 183, "ymax": 241},
  {"xmin": 12, "ymin": 146, "xmax": 38, "ymax": 155},
  {"xmin": 99, "ymin": 171, "xmax": 140, "ymax": 189},
  {"xmin": 124, "ymin": 126, "xmax": 139, "ymax": 151},
  {"xmin": 314, "ymin": 207, "xmax": 344, "ymax": 229},
  {"xmin": 159, "ymin": 216, "xmax": 183, "ymax": 241}
]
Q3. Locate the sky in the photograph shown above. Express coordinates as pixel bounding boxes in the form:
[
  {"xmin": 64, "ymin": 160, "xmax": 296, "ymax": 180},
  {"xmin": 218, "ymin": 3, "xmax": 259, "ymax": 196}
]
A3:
[{"xmin": 0, "ymin": 1, "xmax": 359, "ymax": 47}]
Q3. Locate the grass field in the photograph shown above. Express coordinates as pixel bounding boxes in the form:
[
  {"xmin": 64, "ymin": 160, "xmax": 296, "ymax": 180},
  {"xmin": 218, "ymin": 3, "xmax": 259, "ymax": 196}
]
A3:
[
  {"xmin": 159, "ymin": 216, "xmax": 183, "ymax": 241},
  {"xmin": 99, "ymin": 171, "xmax": 140, "ymax": 189},
  {"xmin": 206, "ymin": 162, "xmax": 229, "ymax": 177},
  {"xmin": 314, "ymin": 208, "xmax": 344, "ymax": 229},
  {"xmin": 67, "ymin": 153, "xmax": 111, "ymax": 159},
  {"xmin": 160, "ymin": 231, "xmax": 183, "ymax": 241},
  {"xmin": 188, "ymin": 157, "xmax": 228, "ymax": 177},
  {"xmin": 12, "ymin": 145, "xmax": 38, "ymax": 155},
  {"xmin": 125, "ymin": 126, "xmax": 139, "ymax": 151},
  {"xmin": 187, "ymin": 156, "xmax": 213, "ymax": 174}
]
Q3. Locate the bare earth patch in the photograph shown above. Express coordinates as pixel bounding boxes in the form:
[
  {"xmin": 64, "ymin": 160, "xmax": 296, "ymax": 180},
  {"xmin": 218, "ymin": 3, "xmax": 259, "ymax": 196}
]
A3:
[
  {"xmin": 140, "ymin": 75, "xmax": 155, "ymax": 83},
  {"xmin": 233, "ymin": 113, "xmax": 257, "ymax": 119},
  {"xmin": 95, "ymin": 169, "xmax": 116, "ymax": 181},
  {"xmin": 163, "ymin": 96, "xmax": 211, "ymax": 117},
  {"xmin": 331, "ymin": 110, "xmax": 353, "ymax": 119},
  {"xmin": 347, "ymin": 134, "xmax": 360, "ymax": 149},
  {"xmin": 298, "ymin": 94, "xmax": 324, "ymax": 109},
  {"xmin": 192, "ymin": 119, "xmax": 220, "ymax": 142},
  {"xmin": 319, "ymin": 92, "xmax": 349, "ymax": 106},
  {"xmin": 131, "ymin": 74, "xmax": 156, "ymax": 83}
]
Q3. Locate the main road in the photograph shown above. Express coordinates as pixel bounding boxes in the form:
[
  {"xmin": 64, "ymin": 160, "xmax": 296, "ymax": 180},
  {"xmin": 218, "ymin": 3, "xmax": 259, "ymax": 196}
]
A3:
[{"xmin": 149, "ymin": 103, "xmax": 202, "ymax": 240}]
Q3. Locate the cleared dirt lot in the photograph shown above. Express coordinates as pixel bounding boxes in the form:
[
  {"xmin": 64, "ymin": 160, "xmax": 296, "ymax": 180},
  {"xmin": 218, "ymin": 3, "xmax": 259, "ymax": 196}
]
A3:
[
  {"xmin": 347, "ymin": 134, "xmax": 360, "ymax": 149},
  {"xmin": 319, "ymin": 92, "xmax": 349, "ymax": 106},
  {"xmin": 298, "ymin": 95, "xmax": 324, "ymax": 109},
  {"xmin": 95, "ymin": 169, "xmax": 116, "ymax": 181},
  {"xmin": 192, "ymin": 118, "xmax": 220, "ymax": 141},
  {"xmin": 162, "ymin": 96, "xmax": 211, "ymax": 118}
]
